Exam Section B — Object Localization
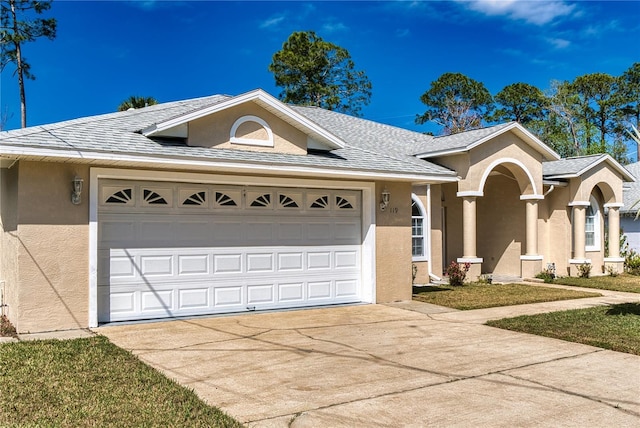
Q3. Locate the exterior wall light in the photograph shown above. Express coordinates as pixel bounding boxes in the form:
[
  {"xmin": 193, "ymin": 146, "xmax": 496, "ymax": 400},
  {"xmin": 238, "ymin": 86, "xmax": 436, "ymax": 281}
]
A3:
[
  {"xmin": 380, "ymin": 187, "xmax": 390, "ymax": 211},
  {"xmin": 71, "ymin": 176, "xmax": 84, "ymax": 205}
]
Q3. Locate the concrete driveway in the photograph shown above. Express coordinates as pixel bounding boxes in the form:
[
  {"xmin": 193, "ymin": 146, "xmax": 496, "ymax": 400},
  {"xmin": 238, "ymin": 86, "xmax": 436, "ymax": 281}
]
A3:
[{"xmin": 98, "ymin": 299, "xmax": 640, "ymax": 427}]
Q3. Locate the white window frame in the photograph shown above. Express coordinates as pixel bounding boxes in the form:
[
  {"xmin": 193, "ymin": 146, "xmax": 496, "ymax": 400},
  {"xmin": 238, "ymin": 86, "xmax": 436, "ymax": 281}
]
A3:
[
  {"xmin": 585, "ymin": 195, "xmax": 601, "ymax": 252},
  {"xmin": 411, "ymin": 194, "xmax": 428, "ymax": 261}
]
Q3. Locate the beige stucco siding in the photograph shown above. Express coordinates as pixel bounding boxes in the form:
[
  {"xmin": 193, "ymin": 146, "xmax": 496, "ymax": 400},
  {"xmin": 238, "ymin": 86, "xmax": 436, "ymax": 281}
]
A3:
[
  {"xmin": 476, "ymin": 174, "xmax": 524, "ymax": 275},
  {"xmin": 14, "ymin": 162, "xmax": 90, "ymax": 333},
  {"xmin": 376, "ymin": 181, "xmax": 412, "ymax": 302},
  {"xmin": 429, "ymin": 184, "xmax": 444, "ymax": 278},
  {"xmin": 465, "ymin": 134, "xmax": 544, "ymax": 195},
  {"xmin": 441, "ymin": 182, "xmax": 462, "ymax": 265},
  {"xmin": 1, "ymin": 166, "xmax": 19, "ymax": 325},
  {"xmin": 188, "ymin": 103, "xmax": 308, "ymax": 155},
  {"xmin": 569, "ymin": 163, "xmax": 623, "ymax": 204}
]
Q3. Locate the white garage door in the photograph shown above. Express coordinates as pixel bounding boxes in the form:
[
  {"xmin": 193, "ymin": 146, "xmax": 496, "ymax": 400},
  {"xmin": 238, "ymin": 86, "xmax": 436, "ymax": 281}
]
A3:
[{"xmin": 97, "ymin": 180, "xmax": 362, "ymax": 322}]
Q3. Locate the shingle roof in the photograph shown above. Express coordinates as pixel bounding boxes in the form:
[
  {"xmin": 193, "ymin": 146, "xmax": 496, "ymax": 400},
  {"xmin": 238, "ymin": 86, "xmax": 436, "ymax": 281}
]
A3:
[
  {"xmin": 542, "ymin": 154, "xmax": 635, "ymax": 183},
  {"xmin": 412, "ymin": 122, "xmax": 514, "ymax": 155},
  {"xmin": 622, "ymin": 162, "xmax": 640, "ymax": 213},
  {"xmin": 0, "ymin": 93, "xmax": 457, "ymax": 179},
  {"xmin": 542, "ymin": 154, "xmax": 609, "ymax": 177}
]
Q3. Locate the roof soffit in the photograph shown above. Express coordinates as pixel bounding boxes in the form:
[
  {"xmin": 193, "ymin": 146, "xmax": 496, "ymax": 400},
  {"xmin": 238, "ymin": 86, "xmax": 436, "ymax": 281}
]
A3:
[{"xmin": 141, "ymin": 89, "xmax": 346, "ymax": 151}]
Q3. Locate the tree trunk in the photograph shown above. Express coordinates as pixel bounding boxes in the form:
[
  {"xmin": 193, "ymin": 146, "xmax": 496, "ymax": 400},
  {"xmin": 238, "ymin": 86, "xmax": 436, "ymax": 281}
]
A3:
[{"xmin": 10, "ymin": 0, "xmax": 27, "ymax": 128}]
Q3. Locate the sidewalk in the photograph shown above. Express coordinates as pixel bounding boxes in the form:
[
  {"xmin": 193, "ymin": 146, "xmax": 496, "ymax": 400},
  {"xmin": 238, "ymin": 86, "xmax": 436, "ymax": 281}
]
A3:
[{"xmin": 388, "ymin": 281, "xmax": 640, "ymax": 324}]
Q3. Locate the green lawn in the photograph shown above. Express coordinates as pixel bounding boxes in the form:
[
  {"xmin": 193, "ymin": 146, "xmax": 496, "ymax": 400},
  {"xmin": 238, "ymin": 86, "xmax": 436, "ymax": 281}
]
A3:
[
  {"xmin": 0, "ymin": 336, "xmax": 243, "ymax": 428},
  {"xmin": 487, "ymin": 303, "xmax": 640, "ymax": 355},
  {"xmin": 553, "ymin": 274, "xmax": 640, "ymax": 293},
  {"xmin": 412, "ymin": 283, "xmax": 600, "ymax": 310}
]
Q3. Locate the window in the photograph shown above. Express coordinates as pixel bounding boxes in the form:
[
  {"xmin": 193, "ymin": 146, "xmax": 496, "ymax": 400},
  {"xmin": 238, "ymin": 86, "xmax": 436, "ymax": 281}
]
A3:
[
  {"xmin": 585, "ymin": 196, "xmax": 600, "ymax": 251},
  {"xmin": 412, "ymin": 196, "xmax": 426, "ymax": 259}
]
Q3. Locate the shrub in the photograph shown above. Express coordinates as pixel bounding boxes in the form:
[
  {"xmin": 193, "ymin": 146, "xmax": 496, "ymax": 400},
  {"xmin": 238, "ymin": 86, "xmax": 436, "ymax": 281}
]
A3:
[
  {"xmin": 446, "ymin": 261, "xmax": 470, "ymax": 286},
  {"xmin": 606, "ymin": 265, "xmax": 619, "ymax": 277},
  {"xmin": 0, "ymin": 315, "xmax": 17, "ymax": 338},
  {"xmin": 535, "ymin": 269, "xmax": 555, "ymax": 283},
  {"xmin": 625, "ymin": 251, "xmax": 640, "ymax": 276},
  {"xmin": 577, "ymin": 263, "xmax": 591, "ymax": 278}
]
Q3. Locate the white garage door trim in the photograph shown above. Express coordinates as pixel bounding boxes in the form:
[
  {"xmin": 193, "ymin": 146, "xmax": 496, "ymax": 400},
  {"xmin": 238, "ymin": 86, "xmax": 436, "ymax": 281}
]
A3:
[{"xmin": 88, "ymin": 167, "xmax": 376, "ymax": 327}]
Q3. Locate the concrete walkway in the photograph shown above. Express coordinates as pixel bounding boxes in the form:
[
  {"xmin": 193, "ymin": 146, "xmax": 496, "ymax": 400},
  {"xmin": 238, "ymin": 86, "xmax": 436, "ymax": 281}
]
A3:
[{"xmin": 95, "ymin": 287, "xmax": 640, "ymax": 427}]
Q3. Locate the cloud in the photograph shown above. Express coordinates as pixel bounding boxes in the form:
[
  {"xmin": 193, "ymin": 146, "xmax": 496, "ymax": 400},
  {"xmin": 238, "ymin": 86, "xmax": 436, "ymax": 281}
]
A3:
[
  {"xmin": 459, "ymin": 0, "xmax": 576, "ymax": 25},
  {"xmin": 396, "ymin": 28, "xmax": 410, "ymax": 38},
  {"xmin": 259, "ymin": 15, "xmax": 286, "ymax": 29},
  {"xmin": 322, "ymin": 21, "xmax": 348, "ymax": 33},
  {"xmin": 546, "ymin": 37, "xmax": 570, "ymax": 49}
]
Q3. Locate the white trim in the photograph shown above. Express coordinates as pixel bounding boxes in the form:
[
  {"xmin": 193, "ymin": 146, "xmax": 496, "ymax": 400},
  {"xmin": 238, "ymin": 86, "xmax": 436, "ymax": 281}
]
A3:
[
  {"xmin": 457, "ymin": 257, "xmax": 483, "ymax": 264},
  {"xmin": 88, "ymin": 167, "xmax": 377, "ymax": 327},
  {"xmin": 478, "ymin": 157, "xmax": 538, "ymax": 196},
  {"xmin": 520, "ymin": 255, "xmax": 544, "ymax": 261},
  {"xmin": 0, "ymin": 145, "xmax": 459, "ymax": 183},
  {"xmin": 569, "ymin": 258, "xmax": 592, "ymax": 264},
  {"xmin": 604, "ymin": 202, "xmax": 624, "ymax": 209},
  {"xmin": 604, "ymin": 257, "xmax": 625, "ymax": 263},
  {"xmin": 88, "ymin": 170, "xmax": 99, "ymax": 328},
  {"xmin": 585, "ymin": 196, "xmax": 601, "ymax": 252},
  {"xmin": 415, "ymin": 122, "xmax": 560, "ymax": 161},
  {"xmin": 520, "ymin": 194, "xmax": 545, "ymax": 201},
  {"xmin": 568, "ymin": 200, "xmax": 590, "ymax": 207},
  {"xmin": 411, "ymin": 192, "xmax": 428, "ymax": 262},
  {"xmin": 141, "ymin": 89, "xmax": 346, "ymax": 150},
  {"xmin": 229, "ymin": 115, "xmax": 274, "ymax": 147},
  {"xmin": 456, "ymin": 190, "xmax": 484, "ymax": 198}
]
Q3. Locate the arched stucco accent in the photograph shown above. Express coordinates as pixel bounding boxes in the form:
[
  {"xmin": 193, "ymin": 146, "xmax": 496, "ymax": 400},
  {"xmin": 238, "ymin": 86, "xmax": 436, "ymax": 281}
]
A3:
[
  {"xmin": 477, "ymin": 157, "xmax": 540, "ymax": 197},
  {"xmin": 230, "ymin": 115, "xmax": 274, "ymax": 147},
  {"xmin": 584, "ymin": 181, "xmax": 617, "ymax": 205}
]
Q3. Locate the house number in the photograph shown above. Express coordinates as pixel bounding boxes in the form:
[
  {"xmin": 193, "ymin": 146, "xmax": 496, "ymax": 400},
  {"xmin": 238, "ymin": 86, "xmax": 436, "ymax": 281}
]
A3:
[{"xmin": 389, "ymin": 207, "xmax": 398, "ymax": 213}]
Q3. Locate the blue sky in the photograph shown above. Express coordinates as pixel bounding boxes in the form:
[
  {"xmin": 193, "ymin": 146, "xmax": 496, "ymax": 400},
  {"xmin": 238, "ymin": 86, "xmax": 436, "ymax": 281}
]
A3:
[{"xmin": 1, "ymin": 0, "xmax": 638, "ymax": 134}]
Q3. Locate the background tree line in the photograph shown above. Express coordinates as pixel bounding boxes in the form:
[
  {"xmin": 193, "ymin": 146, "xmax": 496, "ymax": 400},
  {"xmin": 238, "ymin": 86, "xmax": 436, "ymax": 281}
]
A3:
[{"xmin": 417, "ymin": 66, "xmax": 639, "ymax": 164}]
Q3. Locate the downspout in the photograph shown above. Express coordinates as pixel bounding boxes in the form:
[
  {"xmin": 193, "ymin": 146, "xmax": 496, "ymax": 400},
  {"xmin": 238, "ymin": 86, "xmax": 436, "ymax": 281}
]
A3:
[
  {"xmin": 544, "ymin": 185, "xmax": 555, "ymax": 197},
  {"xmin": 426, "ymin": 184, "xmax": 441, "ymax": 281}
]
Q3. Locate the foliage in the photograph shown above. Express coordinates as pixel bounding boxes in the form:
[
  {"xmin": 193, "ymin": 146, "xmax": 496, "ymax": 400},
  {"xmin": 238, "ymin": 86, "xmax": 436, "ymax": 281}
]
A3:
[
  {"xmin": 416, "ymin": 72, "xmax": 494, "ymax": 134},
  {"xmin": 268, "ymin": 31, "xmax": 372, "ymax": 116},
  {"xmin": 0, "ymin": 336, "xmax": 243, "ymax": 427},
  {"xmin": 0, "ymin": 315, "xmax": 16, "ymax": 337},
  {"xmin": 487, "ymin": 303, "xmax": 640, "ymax": 356},
  {"xmin": 412, "ymin": 283, "xmax": 599, "ymax": 310},
  {"xmin": 0, "ymin": 0, "xmax": 57, "ymax": 128},
  {"xmin": 410, "ymin": 63, "xmax": 638, "ymax": 162},
  {"xmin": 606, "ymin": 265, "xmax": 619, "ymax": 277},
  {"xmin": 489, "ymin": 82, "xmax": 547, "ymax": 125},
  {"xmin": 412, "ymin": 263, "xmax": 417, "ymax": 283},
  {"xmin": 535, "ymin": 269, "xmax": 555, "ymax": 283},
  {"xmin": 117, "ymin": 95, "xmax": 158, "ymax": 111},
  {"xmin": 553, "ymin": 274, "xmax": 640, "ymax": 294},
  {"xmin": 577, "ymin": 262, "xmax": 591, "ymax": 278},
  {"xmin": 625, "ymin": 252, "xmax": 640, "ymax": 276},
  {"xmin": 445, "ymin": 260, "xmax": 470, "ymax": 286}
]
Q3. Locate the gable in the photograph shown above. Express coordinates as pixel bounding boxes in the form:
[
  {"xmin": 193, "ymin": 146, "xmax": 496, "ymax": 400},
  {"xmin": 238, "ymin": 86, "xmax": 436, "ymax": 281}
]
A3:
[
  {"xmin": 188, "ymin": 102, "xmax": 308, "ymax": 155},
  {"xmin": 141, "ymin": 89, "xmax": 345, "ymax": 155}
]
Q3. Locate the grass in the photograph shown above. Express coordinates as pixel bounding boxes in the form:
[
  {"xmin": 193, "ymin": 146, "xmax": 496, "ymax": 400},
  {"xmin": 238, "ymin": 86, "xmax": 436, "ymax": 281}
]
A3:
[
  {"xmin": 552, "ymin": 273, "xmax": 640, "ymax": 293},
  {"xmin": 0, "ymin": 336, "xmax": 243, "ymax": 427},
  {"xmin": 412, "ymin": 283, "xmax": 601, "ymax": 310},
  {"xmin": 487, "ymin": 303, "xmax": 640, "ymax": 355}
]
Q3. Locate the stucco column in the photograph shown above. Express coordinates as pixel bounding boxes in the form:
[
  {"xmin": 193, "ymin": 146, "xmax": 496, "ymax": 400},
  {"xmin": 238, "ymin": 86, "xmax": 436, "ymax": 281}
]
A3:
[
  {"xmin": 604, "ymin": 203, "xmax": 624, "ymax": 274},
  {"xmin": 456, "ymin": 192, "xmax": 483, "ymax": 282},
  {"xmin": 525, "ymin": 200, "xmax": 538, "ymax": 255},
  {"xmin": 462, "ymin": 196, "xmax": 477, "ymax": 258},
  {"xmin": 569, "ymin": 201, "xmax": 591, "ymax": 273},
  {"xmin": 607, "ymin": 205, "xmax": 621, "ymax": 258}
]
